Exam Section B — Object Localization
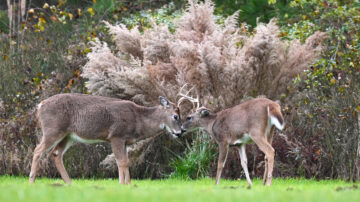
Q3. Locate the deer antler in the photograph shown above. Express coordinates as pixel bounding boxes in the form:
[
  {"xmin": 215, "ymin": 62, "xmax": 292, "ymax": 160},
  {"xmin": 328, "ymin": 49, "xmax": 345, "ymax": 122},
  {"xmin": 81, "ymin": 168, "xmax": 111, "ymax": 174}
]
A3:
[{"xmin": 177, "ymin": 83, "xmax": 200, "ymax": 110}]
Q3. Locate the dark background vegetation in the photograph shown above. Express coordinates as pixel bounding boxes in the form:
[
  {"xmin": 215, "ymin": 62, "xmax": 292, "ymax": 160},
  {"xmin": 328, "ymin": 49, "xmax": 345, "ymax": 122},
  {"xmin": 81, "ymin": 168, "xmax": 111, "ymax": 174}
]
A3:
[{"xmin": 1, "ymin": 0, "xmax": 359, "ymax": 182}]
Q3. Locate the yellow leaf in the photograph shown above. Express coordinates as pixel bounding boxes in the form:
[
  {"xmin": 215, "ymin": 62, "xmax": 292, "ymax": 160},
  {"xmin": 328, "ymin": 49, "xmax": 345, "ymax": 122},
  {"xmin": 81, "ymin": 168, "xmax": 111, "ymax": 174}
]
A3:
[
  {"xmin": 93, "ymin": 0, "xmax": 97, "ymax": 3},
  {"xmin": 68, "ymin": 13, "xmax": 73, "ymax": 20},
  {"xmin": 50, "ymin": 5, "xmax": 56, "ymax": 13},
  {"xmin": 10, "ymin": 40, "xmax": 16, "ymax": 45},
  {"xmin": 74, "ymin": 69, "xmax": 80, "ymax": 78},
  {"xmin": 356, "ymin": 106, "xmax": 360, "ymax": 112},
  {"xmin": 39, "ymin": 17, "xmax": 46, "ymax": 24},
  {"xmin": 304, "ymin": 98, "xmax": 308, "ymax": 105},
  {"xmin": 268, "ymin": 0, "xmax": 276, "ymax": 4},
  {"xmin": 350, "ymin": 61, "xmax": 354, "ymax": 67},
  {"xmin": 43, "ymin": 3, "xmax": 49, "ymax": 9},
  {"xmin": 87, "ymin": 8, "xmax": 95, "ymax": 16},
  {"xmin": 83, "ymin": 48, "xmax": 92, "ymax": 54},
  {"xmin": 3, "ymin": 54, "xmax": 8, "ymax": 61},
  {"xmin": 28, "ymin": 8, "xmax": 34, "ymax": 14},
  {"xmin": 330, "ymin": 78, "xmax": 336, "ymax": 85},
  {"xmin": 78, "ymin": 8, "xmax": 82, "ymax": 16}
]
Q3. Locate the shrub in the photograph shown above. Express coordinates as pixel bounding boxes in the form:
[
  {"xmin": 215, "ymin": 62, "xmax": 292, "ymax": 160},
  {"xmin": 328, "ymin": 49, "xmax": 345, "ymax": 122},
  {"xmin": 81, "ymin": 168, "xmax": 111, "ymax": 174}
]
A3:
[
  {"xmin": 170, "ymin": 130, "xmax": 217, "ymax": 179},
  {"xmin": 277, "ymin": 0, "xmax": 360, "ymax": 181}
]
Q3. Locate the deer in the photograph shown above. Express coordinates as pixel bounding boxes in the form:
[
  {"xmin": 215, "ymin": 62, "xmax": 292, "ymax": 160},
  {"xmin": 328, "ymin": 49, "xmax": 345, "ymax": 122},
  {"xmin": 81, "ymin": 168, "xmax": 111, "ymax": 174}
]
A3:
[
  {"xmin": 179, "ymin": 90, "xmax": 285, "ymax": 187},
  {"xmin": 29, "ymin": 93, "xmax": 183, "ymax": 185}
]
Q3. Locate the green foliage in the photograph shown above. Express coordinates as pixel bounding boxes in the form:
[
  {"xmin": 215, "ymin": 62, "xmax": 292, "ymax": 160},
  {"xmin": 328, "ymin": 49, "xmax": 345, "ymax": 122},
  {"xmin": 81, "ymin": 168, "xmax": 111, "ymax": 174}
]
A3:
[
  {"xmin": 279, "ymin": 0, "xmax": 360, "ymax": 180},
  {"xmin": 120, "ymin": 2, "xmax": 182, "ymax": 32},
  {"xmin": 170, "ymin": 130, "xmax": 217, "ymax": 179},
  {"xmin": 214, "ymin": 0, "xmax": 295, "ymax": 27},
  {"xmin": 0, "ymin": 10, "xmax": 9, "ymax": 34}
]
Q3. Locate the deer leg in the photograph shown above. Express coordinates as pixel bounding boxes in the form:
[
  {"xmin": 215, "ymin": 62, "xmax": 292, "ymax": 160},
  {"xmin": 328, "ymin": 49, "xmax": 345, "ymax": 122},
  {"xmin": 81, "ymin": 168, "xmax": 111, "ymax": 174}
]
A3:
[
  {"xmin": 263, "ymin": 126, "xmax": 275, "ymax": 185},
  {"xmin": 29, "ymin": 130, "xmax": 65, "ymax": 183},
  {"xmin": 124, "ymin": 166, "xmax": 131, "ymax": 184},
  {"xmin": 110, "ymin": 138, "xmax": 130, "ymax": 185},
  {"xmin": 237, "ymin": 144, "xmax": 252, "ymax": 187},
  {"xmin": 250, "ymin": 131, "xmax": 275, "ymax": 186},
  {"xmin": 51, "ymin": 136, "xmax": 73, "ymax": 184},
  {"xmin": 263, "ymin": 156, "xmax": 268, "ymax": 185},
  {"xmin": 29, "ymin": 139, "xmax": 46, "ymax": 183},
  {"xmin": 215, "ymin": 142, "xmax": 229, "ymax": 185}
]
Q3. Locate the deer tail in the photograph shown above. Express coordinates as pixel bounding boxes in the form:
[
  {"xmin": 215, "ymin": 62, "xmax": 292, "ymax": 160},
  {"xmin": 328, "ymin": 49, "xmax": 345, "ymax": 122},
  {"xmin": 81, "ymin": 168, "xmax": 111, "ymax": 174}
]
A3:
[{"xmin": 267, "ymin": 103, "xmax": 285, "ymax": 130}]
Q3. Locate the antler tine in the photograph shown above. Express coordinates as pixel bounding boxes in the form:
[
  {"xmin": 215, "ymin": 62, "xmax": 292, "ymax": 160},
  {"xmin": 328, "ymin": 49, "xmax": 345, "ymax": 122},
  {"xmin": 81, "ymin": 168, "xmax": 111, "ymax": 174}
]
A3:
[
  {"xmin": 177, "ymin": 83, "xmax": 200, "ymax": 110},
  {"xmin": 196, "ymin": 95, "xmax": 200, "ymax": 109},
  {"xmin": 177, "ymin": 97, "xmax": 187, "ymax": 108}
]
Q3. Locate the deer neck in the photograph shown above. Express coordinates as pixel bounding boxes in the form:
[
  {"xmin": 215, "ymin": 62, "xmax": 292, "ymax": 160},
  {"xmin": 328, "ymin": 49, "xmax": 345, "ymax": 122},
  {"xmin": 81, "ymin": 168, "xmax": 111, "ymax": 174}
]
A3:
[{"xmin": 200, "ymin": 113, "xmax": 217, "ymax": 133}]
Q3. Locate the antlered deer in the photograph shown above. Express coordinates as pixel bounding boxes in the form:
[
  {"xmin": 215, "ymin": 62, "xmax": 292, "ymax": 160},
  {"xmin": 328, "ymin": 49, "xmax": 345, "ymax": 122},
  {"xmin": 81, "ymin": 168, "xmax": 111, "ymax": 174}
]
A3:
[
  {"xmin": 29, "ymin": 93, "xmax": 182, "ymax": 185},
  {"xmin": 181, "ymin": 97, "xmax": 284, "ymax": 187}
]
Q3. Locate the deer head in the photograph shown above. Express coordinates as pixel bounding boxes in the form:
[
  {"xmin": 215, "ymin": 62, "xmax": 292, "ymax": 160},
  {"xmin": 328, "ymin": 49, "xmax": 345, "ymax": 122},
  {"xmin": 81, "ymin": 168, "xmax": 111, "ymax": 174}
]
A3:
[
  {"xmin": 181, "ymin": 107, "xmax": 214, "ymax": 132},
  {"xmin": 159, "ymin": 96, "xmax": 182, "ymax": 138}
]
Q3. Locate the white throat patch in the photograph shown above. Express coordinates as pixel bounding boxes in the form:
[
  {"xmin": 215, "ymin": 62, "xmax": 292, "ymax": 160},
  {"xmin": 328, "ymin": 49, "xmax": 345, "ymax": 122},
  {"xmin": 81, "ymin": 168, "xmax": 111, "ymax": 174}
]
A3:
[{"xmin": 160, "ymin": 123, "xmax": 179, "ymax": 138}]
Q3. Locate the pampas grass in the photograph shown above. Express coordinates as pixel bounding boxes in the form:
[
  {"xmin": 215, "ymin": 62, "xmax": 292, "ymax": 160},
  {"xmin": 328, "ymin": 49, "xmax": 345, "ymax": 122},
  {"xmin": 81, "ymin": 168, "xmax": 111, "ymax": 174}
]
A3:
[{"xmin": 82, "ymin": 0, "xmax": 326, "ymax": 112}]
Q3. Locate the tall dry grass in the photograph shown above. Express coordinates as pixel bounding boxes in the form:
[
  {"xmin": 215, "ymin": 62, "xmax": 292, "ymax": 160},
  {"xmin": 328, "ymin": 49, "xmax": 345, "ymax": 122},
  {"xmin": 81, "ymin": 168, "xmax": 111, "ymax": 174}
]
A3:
[{"xmin": 82, "ymin": 0, "xmax": 326, "ymax": 114}]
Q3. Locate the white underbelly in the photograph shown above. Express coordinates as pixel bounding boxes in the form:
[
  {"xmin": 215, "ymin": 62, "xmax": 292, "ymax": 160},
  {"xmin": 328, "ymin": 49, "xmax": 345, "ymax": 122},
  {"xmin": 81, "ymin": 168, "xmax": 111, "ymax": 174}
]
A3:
[
  {"xmin": 69, "ymin": 133, "xmax": 105, "ymax": 144},
  {"xmin": 231, "ymin": 133, "xmax": 253, "ymax": 145}
]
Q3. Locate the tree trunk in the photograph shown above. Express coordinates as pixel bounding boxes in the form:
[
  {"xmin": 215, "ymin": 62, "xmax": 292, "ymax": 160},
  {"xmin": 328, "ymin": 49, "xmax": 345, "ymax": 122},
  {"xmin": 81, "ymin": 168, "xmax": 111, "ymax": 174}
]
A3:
[
  {"xmin": 6, "ymin": 0, "xmax": 26, "ymax": 37},
  {"xmin": 355, "ymin": 114, "xmax": 360, "ymax": 181}
]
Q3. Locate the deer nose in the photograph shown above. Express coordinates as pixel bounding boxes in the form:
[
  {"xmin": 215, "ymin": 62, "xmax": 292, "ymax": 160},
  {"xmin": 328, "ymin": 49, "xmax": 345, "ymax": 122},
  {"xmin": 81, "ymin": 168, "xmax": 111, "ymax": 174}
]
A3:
[{"xmin": 181, "ymin": 126, "xmax": 187, "ymax": 133}]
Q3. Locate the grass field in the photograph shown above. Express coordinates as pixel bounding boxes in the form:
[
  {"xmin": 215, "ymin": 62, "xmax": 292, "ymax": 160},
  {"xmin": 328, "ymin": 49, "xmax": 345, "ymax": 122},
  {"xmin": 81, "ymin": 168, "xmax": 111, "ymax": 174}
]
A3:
[{"xmin": 0, "ymin": 176, "xmax": 360, "ymax": 202}]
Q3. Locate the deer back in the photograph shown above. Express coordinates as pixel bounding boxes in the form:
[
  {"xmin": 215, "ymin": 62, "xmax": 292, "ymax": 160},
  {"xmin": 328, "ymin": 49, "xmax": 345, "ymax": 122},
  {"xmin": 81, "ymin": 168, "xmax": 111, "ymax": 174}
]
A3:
[{"xmin": 211, "ymin": 98, "xmax": 283, "ymax": 141}]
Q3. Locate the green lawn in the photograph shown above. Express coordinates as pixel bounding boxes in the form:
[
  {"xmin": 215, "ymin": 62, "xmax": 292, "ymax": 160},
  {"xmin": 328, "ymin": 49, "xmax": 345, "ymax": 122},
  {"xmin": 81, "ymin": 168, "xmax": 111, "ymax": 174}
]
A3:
[{"xmin": 0, "ymin": 176, "xmax": 359, "ymax": 202}]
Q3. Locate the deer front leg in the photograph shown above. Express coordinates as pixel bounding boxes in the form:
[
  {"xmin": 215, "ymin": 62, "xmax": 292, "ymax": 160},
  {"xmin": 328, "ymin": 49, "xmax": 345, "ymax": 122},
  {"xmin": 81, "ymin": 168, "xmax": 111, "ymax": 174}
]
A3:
[
  {"xmin": 110, "ymin": 138, "xmax": 130, "ymax": 185},
  {"xmin": 124, "ymin": 162, "xmax": 130, "ymax": 184},
  {"xmin": 237, "ymin": 144, "xmax": 252, "ymax": 187},
  {"xmin": 215, "ymin": 142, "xmax": 229, "ymax": 185}
]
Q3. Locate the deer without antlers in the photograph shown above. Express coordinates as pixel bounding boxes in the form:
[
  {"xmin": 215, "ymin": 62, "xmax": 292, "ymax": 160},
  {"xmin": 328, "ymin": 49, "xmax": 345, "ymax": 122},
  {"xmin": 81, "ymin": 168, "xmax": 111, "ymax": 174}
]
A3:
[
  {"xmin": 29, "ymin": 93, "xmax": 182, "ymax": 185},
  {"xmin": 181, "ymin": 96, "xmax": 285, "ymax": 187}
]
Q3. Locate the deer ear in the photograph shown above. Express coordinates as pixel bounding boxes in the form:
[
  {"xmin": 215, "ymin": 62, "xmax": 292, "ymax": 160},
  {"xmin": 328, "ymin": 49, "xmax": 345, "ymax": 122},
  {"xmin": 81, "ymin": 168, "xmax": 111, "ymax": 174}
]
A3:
[
  {"xmin": 159, "ymin": 96, "xmax": 169, "ymax": 107},
  {"xmin": 200, "ymin": 109, "xmax": 210, "ymax": 117}
]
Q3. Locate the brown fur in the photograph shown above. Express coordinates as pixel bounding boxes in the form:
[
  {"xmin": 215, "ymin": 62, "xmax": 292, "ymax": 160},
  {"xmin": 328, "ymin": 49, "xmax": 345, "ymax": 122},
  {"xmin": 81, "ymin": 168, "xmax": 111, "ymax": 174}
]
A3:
[
  {"xmin": 182, "ymin": 97, "xmax": 284, "ymax": 186},
  {"xmin": 29, "ymin": 93, "xmax": 181, "ymax": 185}
]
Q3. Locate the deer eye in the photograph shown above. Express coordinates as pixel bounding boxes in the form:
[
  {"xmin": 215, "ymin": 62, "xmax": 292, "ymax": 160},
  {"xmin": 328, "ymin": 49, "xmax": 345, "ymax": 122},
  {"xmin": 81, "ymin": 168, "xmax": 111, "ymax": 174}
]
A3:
[
  {"xmin": 186, "ymin": 116, "xmax": 192, "ymax": 121},
  {"xmin": 173, "ymin": 114, "xmax": 179, "ymax": 121}
]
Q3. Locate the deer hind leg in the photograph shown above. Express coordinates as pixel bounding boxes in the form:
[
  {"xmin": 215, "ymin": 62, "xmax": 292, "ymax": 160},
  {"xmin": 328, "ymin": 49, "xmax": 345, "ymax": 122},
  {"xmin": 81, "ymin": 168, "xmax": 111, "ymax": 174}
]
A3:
[
  {"xmin": 263, "ymin": 126, "xmax": 275, "ymax": 185},
  {"xmin": 29, "ymin": 129, "xmax": 65, "ymax": 183},
  {"xmin": 215, "ymin": 142, "xmax": 229, "ymax": 185},
  {"xmin": 111, "ymin": 138, "xmax": 130, "ymax": 185},
  {"xmin": 51, "ymin": 136, "xmax": 73, "ymax": 184},
  {"xmin": 263, "ymin": 156, "xmax": 268, "ymax": 185},
  {"xmin": 250, "ymin": 131, "xmax": 275, "ymax": 186},
  {"xmin": 237, "ymin": 144, "xmax": 252, "ymax": 187}
]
